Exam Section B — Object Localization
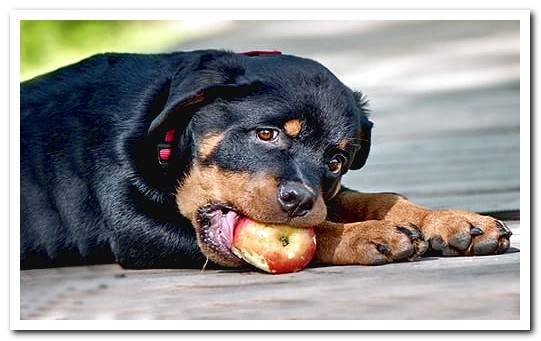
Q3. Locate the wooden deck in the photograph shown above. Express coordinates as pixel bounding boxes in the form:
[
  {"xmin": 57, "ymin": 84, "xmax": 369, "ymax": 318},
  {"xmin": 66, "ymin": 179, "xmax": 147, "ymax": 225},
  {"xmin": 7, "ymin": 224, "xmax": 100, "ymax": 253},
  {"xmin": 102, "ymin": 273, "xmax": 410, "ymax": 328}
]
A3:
[
  {"xmin": 20, "ymin": 223, "xmax": 519, "ymax": 320},
  {"xmin": 19, "ymin": 21, "xmax": 521, "ymax": 320}
]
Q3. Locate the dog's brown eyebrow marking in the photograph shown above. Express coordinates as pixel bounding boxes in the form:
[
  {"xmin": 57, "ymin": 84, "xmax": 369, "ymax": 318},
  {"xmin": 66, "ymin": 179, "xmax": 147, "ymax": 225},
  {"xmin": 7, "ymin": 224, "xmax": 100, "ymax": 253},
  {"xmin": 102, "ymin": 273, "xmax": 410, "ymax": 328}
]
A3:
[
  {"xmin": 283, "ymin": 119, "xmax": 303, "ymax": 138},
  {"xmin": 338, "ymin": 139, "xmax": 349, "ymax": 150},
  {"xmin": 198, "ymin": 133, "xmax": 224, "ymax": 159},
  {"xmin": 339, "ymin": 137, "xmax": 368, "ymax": 149}
]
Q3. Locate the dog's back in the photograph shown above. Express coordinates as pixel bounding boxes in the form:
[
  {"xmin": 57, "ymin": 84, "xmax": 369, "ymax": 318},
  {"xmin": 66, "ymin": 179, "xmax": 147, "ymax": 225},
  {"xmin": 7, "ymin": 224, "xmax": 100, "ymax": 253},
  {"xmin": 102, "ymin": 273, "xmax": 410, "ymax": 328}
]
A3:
[{"xmin": 20, "ymin": 53, "xmax": 186, "ymax": 268}]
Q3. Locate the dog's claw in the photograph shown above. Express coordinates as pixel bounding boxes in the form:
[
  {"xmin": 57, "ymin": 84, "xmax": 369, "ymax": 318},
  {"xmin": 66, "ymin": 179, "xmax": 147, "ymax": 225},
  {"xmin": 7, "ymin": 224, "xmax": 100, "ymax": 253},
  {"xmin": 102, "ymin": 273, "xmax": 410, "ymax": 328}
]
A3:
[
  {"xmin": 375, "ymin": 243, "xmax": 390, "ymax": 255},
  {"xmin": 396, "ymin": 225, "xmax": 423, "ymax": 240},
  {"xmin": 396, "ymin": 226, "xmax": 410, "ymax": 237},
  {"xmin": 496, "ymin": 220, "xmax": 512, "ymax": 237},
  {"xmin": 469, "ymin": 226, "xmax": 484, "ymax": 236}
]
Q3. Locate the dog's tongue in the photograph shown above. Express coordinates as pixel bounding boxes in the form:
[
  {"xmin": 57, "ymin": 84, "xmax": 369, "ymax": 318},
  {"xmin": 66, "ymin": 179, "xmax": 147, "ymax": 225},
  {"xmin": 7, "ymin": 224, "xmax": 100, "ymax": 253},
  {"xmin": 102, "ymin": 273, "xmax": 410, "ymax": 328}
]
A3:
[{"xmin": 211, "ymin": 210, "xmax": 239, "ymax": 249}]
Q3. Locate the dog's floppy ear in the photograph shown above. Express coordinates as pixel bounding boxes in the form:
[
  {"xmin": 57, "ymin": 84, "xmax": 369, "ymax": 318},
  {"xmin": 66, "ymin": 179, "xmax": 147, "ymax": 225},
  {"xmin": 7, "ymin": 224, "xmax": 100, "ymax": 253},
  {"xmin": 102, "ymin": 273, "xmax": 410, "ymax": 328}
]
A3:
[
  {"xmin": 349, "ymin": 119, "xmax": 372, "ymax": 170},
  {"xmin": 349, "ymin": 92, "xmax": 373, "ymax": 170},
  {"xmin": 148, "ymin": 53, "xmax": 261, "ymax": 136}
]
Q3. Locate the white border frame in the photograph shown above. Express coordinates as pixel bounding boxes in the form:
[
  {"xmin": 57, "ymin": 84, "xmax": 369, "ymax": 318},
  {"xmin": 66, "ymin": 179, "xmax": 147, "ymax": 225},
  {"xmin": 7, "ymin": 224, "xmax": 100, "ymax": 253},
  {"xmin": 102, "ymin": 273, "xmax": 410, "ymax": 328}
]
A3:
[{"xmin": 10, "ymin": 9, "xmax": 531, "ymax": 330}]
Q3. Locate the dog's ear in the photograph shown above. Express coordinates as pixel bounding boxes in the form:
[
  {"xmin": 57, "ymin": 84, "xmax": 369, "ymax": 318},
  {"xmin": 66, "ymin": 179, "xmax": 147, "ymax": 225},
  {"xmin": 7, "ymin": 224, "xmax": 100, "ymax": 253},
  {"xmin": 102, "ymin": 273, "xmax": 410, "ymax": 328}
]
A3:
[
  {"xmin": 349, "ymin": 119, "xmax": 372, "ymax": 170},
  {"xmin": 349, "ymin": 91, "xmax": 373, "ymax": 170},
  {"xmin": 147, "ymin": 53, "xmax": 261, "ymax": 136}
]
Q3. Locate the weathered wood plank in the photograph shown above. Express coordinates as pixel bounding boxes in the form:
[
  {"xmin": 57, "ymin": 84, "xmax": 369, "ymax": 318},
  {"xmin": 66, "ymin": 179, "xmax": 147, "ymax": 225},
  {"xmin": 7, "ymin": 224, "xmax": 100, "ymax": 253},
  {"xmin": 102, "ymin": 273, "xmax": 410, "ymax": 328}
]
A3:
[
  {"xmin": 20, "ymin": 222, "xmax": 520, "ymax": 320},
  {"xmin": 343, "ymin": 130, "xmax": 519, "ymax": 211}
]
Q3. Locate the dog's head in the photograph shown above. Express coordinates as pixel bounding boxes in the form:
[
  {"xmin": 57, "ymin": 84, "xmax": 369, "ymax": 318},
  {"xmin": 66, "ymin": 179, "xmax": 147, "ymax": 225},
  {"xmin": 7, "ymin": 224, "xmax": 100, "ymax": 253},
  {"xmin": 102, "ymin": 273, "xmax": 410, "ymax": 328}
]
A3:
[{"xmin": 148, "ymin": 51, "xmax": 372, "ymax": 266}]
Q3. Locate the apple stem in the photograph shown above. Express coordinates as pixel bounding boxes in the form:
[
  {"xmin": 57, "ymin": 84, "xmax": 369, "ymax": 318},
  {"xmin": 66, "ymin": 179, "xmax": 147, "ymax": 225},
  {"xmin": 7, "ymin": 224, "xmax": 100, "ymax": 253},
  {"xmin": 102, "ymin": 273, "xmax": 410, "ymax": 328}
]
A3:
[{"xmin": 280, "ymin": 236, "xmax": 289, "ymax": 247}]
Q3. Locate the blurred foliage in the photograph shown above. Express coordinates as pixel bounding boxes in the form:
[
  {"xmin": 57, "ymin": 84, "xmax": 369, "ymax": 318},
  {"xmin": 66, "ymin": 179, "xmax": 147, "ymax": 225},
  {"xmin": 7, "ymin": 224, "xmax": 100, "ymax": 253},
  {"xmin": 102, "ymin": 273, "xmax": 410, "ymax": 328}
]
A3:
[{"xmin": 20, "ymin": 20, "xmax": 188, "ymax": 81}]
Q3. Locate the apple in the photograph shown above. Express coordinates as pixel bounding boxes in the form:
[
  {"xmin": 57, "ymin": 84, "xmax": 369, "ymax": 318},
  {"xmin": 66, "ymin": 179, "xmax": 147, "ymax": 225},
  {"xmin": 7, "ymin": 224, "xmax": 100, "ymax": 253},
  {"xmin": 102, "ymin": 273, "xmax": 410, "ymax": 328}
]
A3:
[{"xmin": 231, "ymin": 217, "xmax": 316, "ymax": 274}]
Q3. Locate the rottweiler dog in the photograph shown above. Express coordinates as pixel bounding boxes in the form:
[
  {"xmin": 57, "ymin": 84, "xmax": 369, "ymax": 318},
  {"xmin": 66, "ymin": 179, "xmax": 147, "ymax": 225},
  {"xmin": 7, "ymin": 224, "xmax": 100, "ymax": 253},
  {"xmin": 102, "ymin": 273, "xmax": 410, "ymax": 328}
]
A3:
[{"xmin": 21, "ymin": 50, "xmax": 512, "ymax": 270}]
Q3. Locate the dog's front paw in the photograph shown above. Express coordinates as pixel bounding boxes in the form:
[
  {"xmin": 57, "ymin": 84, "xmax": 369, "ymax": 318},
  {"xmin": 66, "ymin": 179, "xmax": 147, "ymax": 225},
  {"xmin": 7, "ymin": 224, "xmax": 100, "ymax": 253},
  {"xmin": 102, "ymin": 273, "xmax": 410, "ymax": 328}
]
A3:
[
  {"xmin": 341, "ymin": 221, "xmax": 429, "ymax": 265},
  {"xmin": 421, "ymin": 210, "xmax": 512, "ymax": 256}
]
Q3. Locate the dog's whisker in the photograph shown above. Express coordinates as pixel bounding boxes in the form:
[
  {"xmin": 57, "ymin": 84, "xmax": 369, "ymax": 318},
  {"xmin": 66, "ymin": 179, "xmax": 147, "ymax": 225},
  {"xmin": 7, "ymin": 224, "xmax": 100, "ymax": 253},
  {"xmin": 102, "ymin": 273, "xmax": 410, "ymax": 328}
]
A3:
[{"xmin": 201, "ymin": 257, "xmax": 210, "ymax": 272}]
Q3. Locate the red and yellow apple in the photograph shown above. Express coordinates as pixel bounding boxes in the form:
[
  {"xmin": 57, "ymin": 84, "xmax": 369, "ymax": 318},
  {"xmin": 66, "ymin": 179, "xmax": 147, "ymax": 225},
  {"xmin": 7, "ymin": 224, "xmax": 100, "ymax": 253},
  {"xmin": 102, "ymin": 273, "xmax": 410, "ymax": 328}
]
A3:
[{"xmin": 231, "ymin": 217, "xmax": 316, "ymax": 274}]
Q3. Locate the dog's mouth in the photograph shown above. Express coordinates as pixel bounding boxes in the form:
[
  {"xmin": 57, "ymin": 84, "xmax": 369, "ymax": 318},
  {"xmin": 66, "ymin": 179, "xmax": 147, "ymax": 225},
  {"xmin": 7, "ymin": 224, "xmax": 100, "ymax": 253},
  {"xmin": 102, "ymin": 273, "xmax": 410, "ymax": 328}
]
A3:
[
  {"xmin": 195, "ymin": 200, "xmax": 324, "ymax": 268},
  {"xmin": 196, "ymin": 203, "xmax": 245, "ymax": 266}
]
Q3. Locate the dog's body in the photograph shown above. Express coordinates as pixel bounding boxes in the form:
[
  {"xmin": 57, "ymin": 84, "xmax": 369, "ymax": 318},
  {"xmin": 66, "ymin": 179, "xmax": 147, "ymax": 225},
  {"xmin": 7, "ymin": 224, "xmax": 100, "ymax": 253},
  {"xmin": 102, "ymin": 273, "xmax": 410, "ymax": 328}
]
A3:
[{"xmin": 21, "ymin": 50, "xmax": 511, "ymax": 270}]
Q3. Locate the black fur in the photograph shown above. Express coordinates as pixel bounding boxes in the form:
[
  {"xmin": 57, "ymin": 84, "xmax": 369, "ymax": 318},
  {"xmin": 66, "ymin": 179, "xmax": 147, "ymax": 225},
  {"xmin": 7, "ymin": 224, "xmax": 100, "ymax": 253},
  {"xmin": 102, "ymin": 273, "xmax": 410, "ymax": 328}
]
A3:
[{"xmin": 21, "ymin": 50, "xmax": 372, "ymax": 269}]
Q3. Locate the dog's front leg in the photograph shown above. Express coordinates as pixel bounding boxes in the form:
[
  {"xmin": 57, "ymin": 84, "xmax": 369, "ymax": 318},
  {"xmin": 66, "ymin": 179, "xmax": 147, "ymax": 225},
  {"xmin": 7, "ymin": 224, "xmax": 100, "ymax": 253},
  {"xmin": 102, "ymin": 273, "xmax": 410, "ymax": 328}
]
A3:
[
  {"xmin": 321, "ymin": 187, "xmax": 511, "ymax": 261},
  {"xmin": 314, "ymin": 220, "xmax": 428, "ymax": 265}
]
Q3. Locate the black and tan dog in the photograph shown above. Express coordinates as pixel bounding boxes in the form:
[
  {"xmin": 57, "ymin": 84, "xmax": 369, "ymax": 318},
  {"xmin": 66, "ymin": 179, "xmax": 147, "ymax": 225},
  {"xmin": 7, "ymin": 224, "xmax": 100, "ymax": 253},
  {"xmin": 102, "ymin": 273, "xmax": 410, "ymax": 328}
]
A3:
[{"xmin": 21, "ymin": 50, "xmax": 511, "ymax": 270}]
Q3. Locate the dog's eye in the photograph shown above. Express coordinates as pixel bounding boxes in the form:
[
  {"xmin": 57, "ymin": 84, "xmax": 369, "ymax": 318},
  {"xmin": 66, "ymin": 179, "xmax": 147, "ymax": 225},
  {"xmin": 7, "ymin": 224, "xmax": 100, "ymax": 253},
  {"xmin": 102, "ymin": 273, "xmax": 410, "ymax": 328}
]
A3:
[
  {"xmin": 328, "ymin": 158, "xmax": 342, "ymax": 174},
  {"xmin": 256, "ymin": 128, "xmax": 279, "ymax": 142}
]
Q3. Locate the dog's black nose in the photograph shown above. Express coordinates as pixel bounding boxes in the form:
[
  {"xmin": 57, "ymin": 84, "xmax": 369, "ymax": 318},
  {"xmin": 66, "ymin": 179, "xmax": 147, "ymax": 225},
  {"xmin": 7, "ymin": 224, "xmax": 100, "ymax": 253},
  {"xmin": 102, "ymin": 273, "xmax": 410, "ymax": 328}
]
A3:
[{"xmin": 277, "ymin": 182, "xmax": 316, "ymax": 217}]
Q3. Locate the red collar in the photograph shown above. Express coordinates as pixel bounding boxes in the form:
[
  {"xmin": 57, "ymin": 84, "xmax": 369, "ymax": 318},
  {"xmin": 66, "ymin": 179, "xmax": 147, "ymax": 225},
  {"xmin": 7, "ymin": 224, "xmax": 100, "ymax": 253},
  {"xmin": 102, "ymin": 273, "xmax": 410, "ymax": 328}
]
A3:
[
  {"xmin": 239, "ymin": 50, "xmax": 282, "ymax": 57},
  {"xmin": 157, "ymin": 50, "xmax": 282, "ymax": 168},
  {"xmin": 157, "ymin": 128, "xmax": 176, "ymax": 167}
]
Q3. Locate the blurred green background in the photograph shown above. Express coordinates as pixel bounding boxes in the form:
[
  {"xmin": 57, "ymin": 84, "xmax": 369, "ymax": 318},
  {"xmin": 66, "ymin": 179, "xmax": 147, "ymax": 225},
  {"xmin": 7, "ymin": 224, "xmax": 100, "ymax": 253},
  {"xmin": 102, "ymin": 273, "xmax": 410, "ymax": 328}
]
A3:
[{"xmin": 20, "ymin": 20, "xmax": 188, "ymax": 81}]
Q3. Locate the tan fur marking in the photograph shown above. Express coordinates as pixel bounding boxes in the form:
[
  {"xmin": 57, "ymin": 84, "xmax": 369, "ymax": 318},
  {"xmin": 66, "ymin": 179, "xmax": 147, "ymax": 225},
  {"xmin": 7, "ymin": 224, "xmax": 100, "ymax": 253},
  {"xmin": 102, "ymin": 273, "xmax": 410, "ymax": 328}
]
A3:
[
  {"xmin": 176, "ymin": 163, "xmax": 327, "ymax": 266},
  {"xmin": 322, "ymin": 189, "xmax": 510, "ymax": 264},
  {"xmin": 177, "ymin": 163, "xmax": 326, "ymax": 227},
  {"xmin": 327, "ymin": 191, "xmax": 429, "ymax": 226},
  {"xmin": 197, "ymin": 133, "xmax": 224, "ymax": 159},
  {"xmin": 283, "ymin": 119, "xmax": 302, "ymax": 138},
  {"xmin": 338, "ymin": 139, "xmax": 349, "ymax": 150},
  {"xmin": 314, "ymin": 220, "xmax": 419, "ymax": 265}
]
